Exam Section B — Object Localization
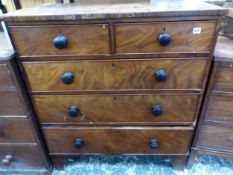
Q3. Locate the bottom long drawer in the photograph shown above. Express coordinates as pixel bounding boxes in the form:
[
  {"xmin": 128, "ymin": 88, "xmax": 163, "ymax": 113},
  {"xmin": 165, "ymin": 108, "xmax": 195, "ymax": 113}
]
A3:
[{"xmin": 43, "ymin": 126, "xmax": 193, "ymax": 155}]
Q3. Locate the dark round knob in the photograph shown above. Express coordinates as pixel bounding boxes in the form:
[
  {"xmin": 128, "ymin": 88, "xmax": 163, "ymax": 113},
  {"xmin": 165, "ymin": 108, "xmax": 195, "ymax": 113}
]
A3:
[
  {"xmin": 149, "ymin": 139, "xmax": 159, "ymax": 150},
  {"xmin": 152, "ymin": 105, "xmax": 162, "ymax": 117},
  {"xmin": 68, "ymin": 106, "xmax": 79, "ymax": 117},
  {"xmin": 154, "ymin": 69, "xmax": 168, "ymax": 82},
  {"xmin": 62, "ymin": 72, "xmax": 73, "ymax": 84},
  {"xmin": 74, "ymin": 138, "xmax": 84, "ymax": 149},
  {"xmin": 158, "ymin": 33, "xmax": 171, "ymax": 46},
  {"xmin": 53, "ymin": 34, "xmax": 68, "ymax": 49}
]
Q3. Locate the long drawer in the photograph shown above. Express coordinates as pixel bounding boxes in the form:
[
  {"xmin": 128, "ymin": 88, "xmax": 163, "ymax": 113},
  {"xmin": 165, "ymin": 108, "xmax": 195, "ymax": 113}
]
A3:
[
  {"xmin": 9, "ymin": 24, "xmax": 110, "ymax": 56},
  {"xmin": 0, "ymin": 118, "xmax": 35, "ymax": 143},
  {"xmin": 115, "ymin": 21, "xmax": 216, "ymax": 54},
  {"xmin": 43, "ymin": 126, "xmax": 193, "ymax": 154},
  {"xmin": 23, "ymin": 59, "xmax": 207, "ymax": 92},
  {"xmin": 205, "ymin": 93, "xmax": 233, "ymax": 124},
  {"xmin": 197, "ymin": 123, "xmax": 233, "ymax": 152},
  {"xmin": 33, "ymin": 94, "xmax": 199, "ymax": 124},
  {"xmin": 0, "ymin": 144, "xmax": 47, "ymax": 170}
]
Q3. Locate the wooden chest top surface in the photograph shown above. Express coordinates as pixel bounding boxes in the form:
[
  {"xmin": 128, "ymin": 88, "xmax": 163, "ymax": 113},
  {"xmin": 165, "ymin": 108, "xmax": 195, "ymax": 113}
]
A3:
[{"xmin": 2, "ymin": 0, "xmax": 228, "ymax": 22}]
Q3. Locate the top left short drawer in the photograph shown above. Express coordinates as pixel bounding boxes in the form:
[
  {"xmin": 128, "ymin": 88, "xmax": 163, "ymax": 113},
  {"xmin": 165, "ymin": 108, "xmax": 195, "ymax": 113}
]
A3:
[{"xmin": 9, "ymin": 24, "xmax": 110, "ymax": 57}]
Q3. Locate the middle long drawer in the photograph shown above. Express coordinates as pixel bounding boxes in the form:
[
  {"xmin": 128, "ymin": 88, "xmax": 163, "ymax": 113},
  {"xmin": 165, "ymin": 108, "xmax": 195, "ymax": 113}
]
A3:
[
  {"xmin": 22, "ymin": 59, "xmax": 207, "ymax": 92},
  {"xmin": 32, "ymin": 94, "xmax": 199, "ymax": 124}
]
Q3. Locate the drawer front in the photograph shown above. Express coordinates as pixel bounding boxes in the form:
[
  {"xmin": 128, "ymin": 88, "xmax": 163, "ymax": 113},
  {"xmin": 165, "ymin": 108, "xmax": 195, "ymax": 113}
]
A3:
[
  {"xmin": 0, "ymin": 145, "xmax": 46, "ymax": 170},
  {"xmin": 10, "ymin": 24, "xmax": 110, "ymax": 56},
  {"xmin": 0, "ymin": 91, "xmax": 25, "ymax": 115},
  {"xmin": 0, "ymin": 64, "xmax": 14, "ymax": 87},
  {"xmin": 197, "ymin": 124, "xmax": 233, "ymax": 152},
  {"xmin": 43, "ymin": 127, "xmax": 193, "ymax": 154},
  {"xmin": 205, "ymin": 94, "xmax": 233, "ymax": 124},
  {"xmin": 0, "ymin": 118, "xmax": 35, "ymax": 143},
  {"xmin": 115, "ymin": 21, "xmax": 216, "ymax": 54},
  {"xmin": 214, "ymin": 66, "xmax": 233, "ymax": 92},
  {"xmin": 23, "ymin": 59, "xmax": 207, "ymax": 92},
  {"xmin": 33, "ymin": 94, "xmax": 199, "ymax": 124}
]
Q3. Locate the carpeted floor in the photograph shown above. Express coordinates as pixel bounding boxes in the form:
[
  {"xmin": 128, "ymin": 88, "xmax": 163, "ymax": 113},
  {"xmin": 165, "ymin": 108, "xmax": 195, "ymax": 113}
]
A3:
[{"xmin": 52, "ymin": 155, "xmax": 233, "ymax": 175}]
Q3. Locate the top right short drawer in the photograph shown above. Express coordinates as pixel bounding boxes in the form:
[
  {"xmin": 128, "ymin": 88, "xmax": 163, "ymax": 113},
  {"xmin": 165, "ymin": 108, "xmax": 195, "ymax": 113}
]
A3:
[
  {"xmin": 214, "ymin": 66, "xmax": 233, "ymax": 92},
  {"xmin": 115, "ymin": 21, "xmax": 216, "ymax": 54}
]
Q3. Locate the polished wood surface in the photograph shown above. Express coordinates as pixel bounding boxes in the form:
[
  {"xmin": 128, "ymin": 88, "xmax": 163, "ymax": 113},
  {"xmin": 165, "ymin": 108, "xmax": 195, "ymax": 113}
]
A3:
[
  {"xmin": 23, "ymin": 59, "xmax": 207, "ymax": 92},
  {"xmin": 43, "ymin": 126, "xmax": 193, "ymax": 154},
  {"xmin": 214, "ymin": 66, "xmax": 233, "ymax": 92},
  {"xmin": 2, "ymin": 0, "xmax": 228, "ymax": 22},
  {"xmin": 33, "ymin": 94, "xmax": 199, "ymax": 124},
  {"xmin": 0, "ymin": 144, "xmax": 48, "ymax": 170},
  {"xmin": 205, "ymin": 93, "xmax": 233, "ymax": 124},
  {"xmin": 9, "ymin": 24, "xmax": 110, "ymax": 56},
  {"xmin": 0, "ymin": 118, "xmax": 35, "ymax": 143},
  {"xmin": 115, "ymin": 21, "xmax": 216, "ymax": 54},
  {"xmin": 0, "ymin": 64, "xmax": 14, "ymax": 86},
  {"xmin": 0, "ymin": 91, "xmax": 26, "ymax": 115},
  {"xmin": 197, "ymin": 123, "xmax": 233, "ymax": 152},
  {"xmin": 214, "ymin": 36, "xmax": 233, "ymax": 62}
]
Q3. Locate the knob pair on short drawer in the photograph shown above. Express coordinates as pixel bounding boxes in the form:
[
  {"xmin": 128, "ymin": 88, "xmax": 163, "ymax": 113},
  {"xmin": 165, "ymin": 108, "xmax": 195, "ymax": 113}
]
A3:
[{"xmin": 53, "ymin": 33, "xmax": 171, "ymax": 49}]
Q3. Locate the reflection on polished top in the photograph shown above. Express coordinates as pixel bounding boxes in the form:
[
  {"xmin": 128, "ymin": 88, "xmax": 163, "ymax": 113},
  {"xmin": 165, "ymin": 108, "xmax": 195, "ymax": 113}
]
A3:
[{"xmin": 2, "ymin": 0, "xmax": 228, "ymax": 22}]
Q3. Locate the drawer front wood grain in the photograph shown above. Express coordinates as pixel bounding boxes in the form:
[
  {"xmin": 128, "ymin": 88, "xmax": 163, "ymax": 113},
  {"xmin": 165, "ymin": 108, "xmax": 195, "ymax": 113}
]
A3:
[
  {"xmin": 115, "ymin": 21, "xmax": 216, "ymax": 54},
  {"xmin": 197, "ymin": 124, "xmax": 233, "ymax": 152},
  {"xmin": 214, "ymin": 66, "xmax": 233, "ymax": 92},
  {"xmin": 10, "ymin": 24, "xmax": 110, "ymax": 56},
  {"xmin": 43, "ymin": 127, "xmax": 193, "ymax": 154},
  {"xmin": 23, "ymin": 59, "xmax": 207, "ymax": 92},
  {"xmin": 205, "ymin": 94, "xmax": 233, "ymax": 124},
  {"xmin": 33, "ymin": 94, "xmax": 199, "ymax": 124},
  {"xmin": 0, "ymin": 145, "xmax": 46, "ymax": 170},
  {"xmin": 0, "ymin": 64, "xmax": 14, "ymax": 87},
  {"xmin": 0, "ymin": 118, "xmax": 35, "ymax": 143},
  {"xmin": 0, "ymin": 91, "xmax": 25, "ymax": 115}
]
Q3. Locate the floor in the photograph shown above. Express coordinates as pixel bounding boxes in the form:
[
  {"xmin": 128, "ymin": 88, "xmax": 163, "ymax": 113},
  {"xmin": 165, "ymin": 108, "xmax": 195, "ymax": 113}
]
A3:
[{"xmin": 52, "ymin": 155, "xmax": 233, "ymax": 175}]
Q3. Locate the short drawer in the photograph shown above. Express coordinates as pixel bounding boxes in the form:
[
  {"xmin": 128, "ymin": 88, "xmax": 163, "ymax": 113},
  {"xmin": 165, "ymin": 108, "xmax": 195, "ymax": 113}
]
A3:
[
  {"xmin": 0, "ymin": 118, "xmax": 35, "ymax": 143},
  {"xmin": 115, "ymin": 21, "xmax": 216, "ymax": 54},
  {"xmin": 0, "ymin": 64, "xmax": 14, "ymax": 87},
  {"xmin": 43, "ymin": 126, "xmax": 193, "ymax": 154},
  {"xmin": 23, "ymin": 59, "xmax": 207, "ymax": 92},
  {"xmin": 197, "ymin": 124, "xmax": 233, "ymax": 152},
  {"xmin": 205, "ymin": 94, "xmax": 233, "ymax": 124},
  {"xmin": 33, "ymin": 94, "xmax": 199, "ymax": 124},
  {"xmin": 0, "ymin": 144, "xmax": 47, "ymax": 170},
  {"xmin": 9, "ymin": 24, "xmax": 110, "ymax": 56},
  {"xmin": 214, "ymin": 66, "xmax": 233, "ymax": 92},
  {"xmin": 0, "ymin": 91, "xmax": 25, "ymax": 115}
]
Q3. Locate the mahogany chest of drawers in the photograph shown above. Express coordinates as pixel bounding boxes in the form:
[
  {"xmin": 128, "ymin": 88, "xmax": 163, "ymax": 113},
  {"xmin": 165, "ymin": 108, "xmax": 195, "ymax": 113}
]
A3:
[
  {"xmin": 188, "ymin": 36, "xmax": 233, "ymax": 164},
  {"xmin": 0, "ymin": 29, "xmax": 51, "ymax": 173},
  {"xmin": 2, "ymin": 0, "xmax": 228, "ymax": 169}
]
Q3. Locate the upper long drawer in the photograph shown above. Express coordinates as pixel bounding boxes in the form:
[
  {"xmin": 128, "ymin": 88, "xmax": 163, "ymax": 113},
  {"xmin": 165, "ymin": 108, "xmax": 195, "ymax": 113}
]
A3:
[
  {"xmin": 9, "ymin": 24, "xmax": 110, "ymax": 56},
  {"xmin": 22, "ymin": 59, "xmax": 207, "ymax": 92},
  {"xmin": 115, "ymin": 21, "xmax": 216, "ymax": 54}
]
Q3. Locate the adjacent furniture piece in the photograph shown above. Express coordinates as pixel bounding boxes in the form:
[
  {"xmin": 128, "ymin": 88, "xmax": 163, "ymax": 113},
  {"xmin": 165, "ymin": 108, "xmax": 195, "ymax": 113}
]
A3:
[
  {"xmin": 188, "ymin": 36, "xmax": 233, "ymax": 165},
  {"xmin": 0, "ymin": 25, "xmax": 51, "ymax": 174},
  {"xmin": 2, "ymin": 0, "xmax": 228, "ymax": 169}
]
